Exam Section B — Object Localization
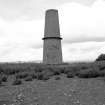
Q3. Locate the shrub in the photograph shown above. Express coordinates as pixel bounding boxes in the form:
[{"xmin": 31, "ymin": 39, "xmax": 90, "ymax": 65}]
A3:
[
  {"xmin": 30, "ymin": 73, "xmax": 37, "ymax": 79},
  {"xmin": 37, "ymin": 73, "xmax": 44, "ymax": 80},
  {"xmin": 66, "ymin": 73, "xmax": 74, "ymax": 78},
  {"xmin": 77, "ymin": 69, "xmax": 100, "ymax": 78},
  {"xmin": 25, "ymin": 76, "xmax": 33, "ymax": 81},
  {"xmin": 42, "ymin": 76, "xmax": 50, "ymax": 81},
  {"xmin": 2, "ymin": 68, "xmax": 20, "ymax": 75},
  {"xmin": 34, "ymin": 66, "xmax": 43, "ymax": 73},
  {"xmin": 55, "ymin": 76, "xmax": 61, "ymax": 80},
  {"xmin": 0, "ymin": 67, "xmax": 3, "ymax": 74},
  {"xmin": 12, "ymin": 79, "xmax": 22, "ymax": 85},
  {"xmin": 1, "ymin": 75, "xmax": 8, "ymax": 82},
  {"xmin": 63, "ymin": 67, "xmax": 79, "ymax": 75},
  {"xmin": 52, "ymin": 67, "xmax": 61, "ymax": 75},
  {"xmin": 49, "ymin": 67, "xmax": 62, "ymax": 75},
  {"xmin": 53, "ymin": 71, "xmax": 60, "ymax": 75},
  {"xmin": 63, "ymin": 67, "xmax": 71, "ymax": 74},
  {"xmin": 42, "ymin": 70, "xmax": 54, "ymax": 77},
  {"xmin": 98, "ymin": 71, "xmax": 105, "ymax": 77},
  {"xmin": 60, "ymin": 68, "xmax": 65, "ymax": 74},
  {"xmin": 35, "ymin": 69, "xmax": 54, "ymax": 80},
  {"xmin": 98, "ymin": 65, "xmax": 105, "ymax": 71},
  {"xmin": 54, "ymin": 67, "xmax": 67, "ymax": 74},
  {"xmin": 0, "ymin": 80, "xmax": 2, "ymax": 85},
  {"xmin": 81, "ymin": 66, "xmax": 89, "ymax": 70},
  {"xmin": 16, "ymin": 72, "xmax": 29, "ymax": 79},
  {"xmin": 96, "ymin": 54, "xmax": 105, "ymax": 61},
  {"xmin": 35, "ymin": 72, "xmax": 51, "ymax": 81}
]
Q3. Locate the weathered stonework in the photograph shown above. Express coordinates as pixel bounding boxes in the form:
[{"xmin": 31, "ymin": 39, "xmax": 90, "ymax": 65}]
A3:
[{"xmin": 43, "ymin": 9, "xmax": 63, "ymax": 64}]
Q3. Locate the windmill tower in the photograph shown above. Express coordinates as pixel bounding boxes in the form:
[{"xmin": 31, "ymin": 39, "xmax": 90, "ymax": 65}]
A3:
[{"xmin": 42, "ymin": 9, "xmax": 63, "ymax": 64}]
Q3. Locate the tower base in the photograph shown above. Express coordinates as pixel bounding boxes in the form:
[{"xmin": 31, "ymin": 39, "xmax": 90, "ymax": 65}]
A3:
[{"xmin": 43, "ymin": 37, "xmax": 62, "ymax": 64}]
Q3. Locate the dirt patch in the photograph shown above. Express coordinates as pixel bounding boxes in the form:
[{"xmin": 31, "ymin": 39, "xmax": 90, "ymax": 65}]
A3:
[{"xmin": 0, "ymin": 76, "xmax": 105, "ymax": 105}]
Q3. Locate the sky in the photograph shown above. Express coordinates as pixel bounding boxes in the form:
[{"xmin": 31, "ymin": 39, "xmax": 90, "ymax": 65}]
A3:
[{"xmin": 0, "ymin": 0, "xmax": 105, "ymax": 62}]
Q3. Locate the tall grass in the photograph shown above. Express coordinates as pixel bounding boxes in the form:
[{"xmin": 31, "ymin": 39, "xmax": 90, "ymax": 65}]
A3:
[{"xmin": 0, "ymin": 61, "xmax": 104, "ymax": 82}]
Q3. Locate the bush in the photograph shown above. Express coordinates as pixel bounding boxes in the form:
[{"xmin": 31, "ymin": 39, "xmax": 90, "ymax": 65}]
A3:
[
  {"xmin": 52, "ymin": 68, "xmax": 61, "ymax": 75},
  {"xmin": 96, "ymin": 54, "xmax": 105, "ymax": 61},
  {"xmin": 0, "ymin": 80, "xmax": 2, "ymax": 85},
  {"xmin": 66, "ymin": 73, "xmax": 74, "ymax": 78},
  {"xmin": 60, "ymin": 68, "xmax": 65, "ymax": 74},
  {"xmin": 25, "ymin": 76, "xmax": 33, "ymax": 81},
  {"xmin": 1, "ymin": 75, "xmax": 8, "ymax": 82},
  {"xmin": 98, "ymin": 64, "xmax": 105, "ymax": 71},
  {"xmin": 30, "ymin": 73, "xmax": 37, "ymax": 79},
  {"xmin": 0, "ymin": 67, "xmax": 3, "ymax": 74},
  {"xmin": 55, "ymin": 76, "xmax": 61, "ymax": 80},
  {"xmin": 42, "ymin": 76, "xmax": 50, "ymax": 81},
  {"xmin": 12, "ymin": 79, "xmax": 22, "ymax": 85},
  {"xmin": 37, "ymin": 73, "xmax": 44, "ymax": 80},
  {"xmin": 63, "ymin": 67, "xmax": 72, "ymax": 74},
  {"xmin": 77, "ymin": 69, "xmax": 100, "ymax": 78},
  {"xmin": 35, "ymin": 69, "xmax": 54, "ymax": 80},
  {"xmin": 34, "ymin": 67, "xmax": 43, "ymax": 73},
  {"xmin": 34, "ymin": 72, "xmax": 51, "ymax": 81},
  {"xmin": 81, "ymin": 66, "xmax": 89, "ymax": 70},
  {"xmin": 16, "ymin": 72, "xmax": 29, "ymax": 79},
  {"xmin": 53, "ymin": 71, "xmax": 61, "ymax": 75},
  {"xmin": 63, "ymin": 67, "xmax": 79, "ymax": 75},
  {"xmin": 37, "ymin": 73, "xmax": 50, "ymax": 81},
  {"xmin": 98, "ymin": 71, "xmax": 105, "ymax": 77},
  {"xmin": 2, "ymin": 68, "xmax": 20, "ymax": 75}
]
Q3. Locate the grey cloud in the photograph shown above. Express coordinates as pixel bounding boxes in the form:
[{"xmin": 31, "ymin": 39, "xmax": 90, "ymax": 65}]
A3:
[
  {"xmin": 28, "ymin": 44, "xmax": 42, "ymax": 49},
  {"xmin": 68, "ymin": 45, "xmax": 101, "ymax": 53},
  {"xmin": 0, "ymin": 0, "xmax": 96, "ymax": 20},
  {"xmin": 0, "ymin": 42, "xmax": 42, "ymax": 57},
  {"xmin": 63, "ymin": 36, "xmax": 105, "ymax": 43},
  {"xmin": 0, "ymin": 49, "xmax": 13, "ymax": 57},
  {"xmin": 64, "ymin": 40, "xmax": 105, "ymax": 55},
  {"xmin": 81, "ymin": 46, "xmax": 101, "ymax": 52},
  {"xmin": 0, "ymin": 44, "xmax": 17, "ymax": 56},
  {"xmin": 72, "ymin": 0, "xmax": 96, "ymax": 6}
]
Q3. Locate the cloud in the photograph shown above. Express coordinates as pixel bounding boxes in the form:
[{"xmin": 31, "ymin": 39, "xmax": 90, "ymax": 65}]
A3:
[
  {"xmin": 62, "ymin": 41, "xmax": 105, "ymax": 62},
  {"xmin": 0, "ymin": 0, "xmax": 95, "ymax": 20},
  {"xmin": 0, "ymin": 0, "xmax": 105, "ymax": 62},
  {"xmin": 0, "ymin": 18, "xmax": 44, "ymax": 62},
  {"xmin": 58, "ymin": 0, "xmax": 105, "ymax": 43}
]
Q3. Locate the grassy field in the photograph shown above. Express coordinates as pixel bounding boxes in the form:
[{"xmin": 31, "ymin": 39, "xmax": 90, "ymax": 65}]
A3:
[{"xmin": 0, "ymin": 61, "xmax": 105, "ymax": 105}]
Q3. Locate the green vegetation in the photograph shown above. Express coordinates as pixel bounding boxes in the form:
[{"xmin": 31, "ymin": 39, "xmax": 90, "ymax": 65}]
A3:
[
  {"xmin": 96, "ymin": 54, "xmax": 105, "ymax": 61},
  {"xmin": 12, "ymin": 79, "xmax": 22, "ymax": 85},
  {"xmin": 0, "ymin": 61, "xmax": 104, "ymax": 86},
  {"xmin": 24, "ymin": 76, "xmax": 33, "ymax": 81},
  {"xmin": 67, "ymin": 73, "xmax": 74, "ymax": 78},
  {"xmin": 55, "ymin": 76, "xmax": 61, "ymax": 80},
  {"xmin": 1, "ymin": 75, "xmax": 8, "ymax": 82}
]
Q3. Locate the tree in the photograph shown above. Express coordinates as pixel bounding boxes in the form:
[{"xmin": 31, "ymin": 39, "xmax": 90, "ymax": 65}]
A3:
[{"xmin": 96, "ymin": 54, "xmax": 105, "ymax": 61}]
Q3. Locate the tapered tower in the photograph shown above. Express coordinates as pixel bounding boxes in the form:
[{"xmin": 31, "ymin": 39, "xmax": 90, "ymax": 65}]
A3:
[{"xmin": 42, "ymin": 9, "xmax": 63, "ymax": 64}]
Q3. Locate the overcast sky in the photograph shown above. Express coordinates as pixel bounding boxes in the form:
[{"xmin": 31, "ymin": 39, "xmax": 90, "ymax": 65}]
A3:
[{"xmin": 0, "ymin": 0, "xmax": 105, "ymax": 62}]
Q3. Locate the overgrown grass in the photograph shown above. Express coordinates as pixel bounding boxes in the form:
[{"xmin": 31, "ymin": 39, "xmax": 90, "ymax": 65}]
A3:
[
  {"xmin": 12, "ymin": 79, "xmax": 22, "ymax": 85},
  {"xmin": 15, "ymin": 72, "xmax": 29, "ymax": 79},
  {"xmin": 55, "ymin": 76, "xmax": 61, "ymax": 80},
  {"xmin": 1, "ymin": 75, "xmax": 8, "ymax": 82},
  {"xmin": 24, "ymin": 76, "xmax": 33, "ymax": 81},
  {"xmin": 0, "ymin": 61, "xmax": 105, "ymax": 83}
]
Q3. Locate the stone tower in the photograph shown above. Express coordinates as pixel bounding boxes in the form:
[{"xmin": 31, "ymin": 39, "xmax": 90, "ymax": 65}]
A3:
[{"xmin": 42, "ymin": 9, "xmax": 63, "ymax": 64}]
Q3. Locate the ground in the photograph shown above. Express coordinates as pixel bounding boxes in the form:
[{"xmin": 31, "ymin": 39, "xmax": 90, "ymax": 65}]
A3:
[{"xmin": 0, "ymin": 74, "xmax": 105, "ymax": 105}]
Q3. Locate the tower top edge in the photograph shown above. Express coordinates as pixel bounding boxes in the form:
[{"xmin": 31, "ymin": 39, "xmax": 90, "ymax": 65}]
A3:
[{"xmin": 46, "ymin": 9, "xmax": 58, "ymax": 12}]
